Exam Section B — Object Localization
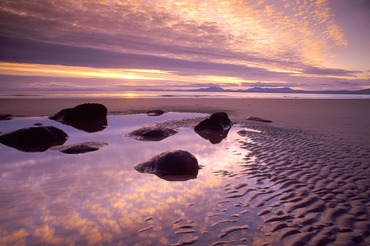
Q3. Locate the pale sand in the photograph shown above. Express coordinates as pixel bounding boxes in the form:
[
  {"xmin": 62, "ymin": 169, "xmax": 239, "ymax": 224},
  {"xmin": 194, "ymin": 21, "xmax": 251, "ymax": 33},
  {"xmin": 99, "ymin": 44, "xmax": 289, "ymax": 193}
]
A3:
[{"xmin": 1, "ymin": 98, "xmax": 370, "ymax": 145}]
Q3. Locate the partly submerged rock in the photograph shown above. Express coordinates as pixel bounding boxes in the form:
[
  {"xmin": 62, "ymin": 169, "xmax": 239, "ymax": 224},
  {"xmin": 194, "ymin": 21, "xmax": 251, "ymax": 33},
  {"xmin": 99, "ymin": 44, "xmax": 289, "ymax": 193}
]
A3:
[
  {"xmin": 127, "ymin": 126, "xmax": 177, "ymax": 141},
  {"xmin": 0, "ymin": 114, "xmax": 13, "ymax": 121},
  {"xmin": 194, "ymin": 112, "xmax": 232, "ymax": 132},
  {"xmin": 49, "ymin": 103, "xmax": 107, "ymax": 132},
  {"xmin": 246, "ymin": 116, "xmax": 272, "ymax": 123},
  {"xmin": 50, "ymin": 141, "xmax": 109, "ymax": 154},
  {"xmin": 134, "ymin": 150, "xmax": 200, "ymax": 181},
  {"xmin": 194, "ymin": 112, "xmax": 232, "ymax": 144},
  {"xmin": 146, "ymin": 110, "xmax": 165, "ymax": 116},
  {"xmin": 0, "ymin": 126, "xmax": 68, "ymax": 152}
]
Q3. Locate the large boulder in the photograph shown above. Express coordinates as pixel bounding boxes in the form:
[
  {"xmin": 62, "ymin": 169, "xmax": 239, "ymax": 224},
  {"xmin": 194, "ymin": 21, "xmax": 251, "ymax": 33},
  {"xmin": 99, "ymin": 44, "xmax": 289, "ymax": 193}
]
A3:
[
  {"xmin": 49, "ymin": 103, "xmax": 107, "ymax": 132},
  {"xmin": 127, "ymin": 126, "xmax": 177, "ymax": 141},
  {"xmin": 0, "ymin": 126, "xmax": 68, "ymax": 152},
  {"xmin": 50, "ymin": 141, "xmax": 108, "ymax": 154},
  {"xmin": 194, "ymin": 112, "xmax": 232, "ymax": 144},
  {"xmin": 134, "ymin": 150, "xmax": 200, "ymax": 181}
]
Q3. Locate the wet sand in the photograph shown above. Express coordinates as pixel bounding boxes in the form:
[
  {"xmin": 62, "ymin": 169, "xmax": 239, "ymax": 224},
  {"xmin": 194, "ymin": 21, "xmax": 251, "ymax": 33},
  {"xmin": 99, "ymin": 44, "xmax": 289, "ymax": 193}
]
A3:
[
  {"xmin": 1, "ymin": 98, "xmax": 369, "ymax": 245},
  {"xmin": 231, "ymin": 121, "xmax": 370, "ymax": 246}
]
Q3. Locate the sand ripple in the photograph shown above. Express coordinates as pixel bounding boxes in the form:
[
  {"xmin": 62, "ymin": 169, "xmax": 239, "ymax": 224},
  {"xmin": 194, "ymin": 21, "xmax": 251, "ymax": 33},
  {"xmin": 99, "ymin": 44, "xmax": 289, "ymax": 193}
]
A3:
[{"xmin": 225, "ymin": 121, "xmax": 370, "ymax": 245}]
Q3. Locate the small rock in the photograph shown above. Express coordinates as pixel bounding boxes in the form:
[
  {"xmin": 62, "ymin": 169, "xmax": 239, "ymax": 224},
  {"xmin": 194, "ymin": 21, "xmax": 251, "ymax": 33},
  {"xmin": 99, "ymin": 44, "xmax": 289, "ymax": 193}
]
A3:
[
  {"xmin": 246, "ymin": 116, "xmax": 272, "ymax": 123},
  {"xmin": 50, "ymin": 141, "xmax": 108, "ymax": 154},
  {"xmin": 127, "ymin": 126, "xmax": 177, "ymax": 141},
  {"xmin": 146, "ymin": 110, "xmax": 165, "ymax": 116}
]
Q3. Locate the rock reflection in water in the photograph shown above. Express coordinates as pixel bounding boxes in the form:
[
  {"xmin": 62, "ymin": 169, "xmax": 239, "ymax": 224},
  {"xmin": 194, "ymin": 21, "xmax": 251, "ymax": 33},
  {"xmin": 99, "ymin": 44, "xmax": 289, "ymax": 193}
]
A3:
[
  {"xmin": 0, "ymin": 113, "xmax": 261, "ymax": 246},
  {"xmin": 195, "ymin": 128, "xmax": 231, "ymax": 144}
]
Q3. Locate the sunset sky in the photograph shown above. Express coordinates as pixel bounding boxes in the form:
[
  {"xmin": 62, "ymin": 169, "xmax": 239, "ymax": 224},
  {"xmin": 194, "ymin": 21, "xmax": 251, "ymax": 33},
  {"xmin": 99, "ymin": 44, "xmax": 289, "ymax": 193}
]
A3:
[{"xmin": 0, "ymin": 0, "xmax": 369, "ymax": 91}]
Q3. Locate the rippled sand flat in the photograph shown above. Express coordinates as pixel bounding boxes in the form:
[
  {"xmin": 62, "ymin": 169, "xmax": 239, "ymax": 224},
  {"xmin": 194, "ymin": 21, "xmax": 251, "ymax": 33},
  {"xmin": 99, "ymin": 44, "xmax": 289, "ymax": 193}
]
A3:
[{"xmin": 213, "ymin": 121, "xmax": 370, "ymax": 246}]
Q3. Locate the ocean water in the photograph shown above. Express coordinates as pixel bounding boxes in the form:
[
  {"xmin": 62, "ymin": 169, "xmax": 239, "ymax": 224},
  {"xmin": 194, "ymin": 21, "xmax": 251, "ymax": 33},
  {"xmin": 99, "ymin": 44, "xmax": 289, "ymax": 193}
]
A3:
[
  {"xmin": 1, "ymin": 90, "xmax": 369, "ymax": 99},
  {"xmin": 0, "ymin": 113, "xmax": 275, "ymax": 245}
]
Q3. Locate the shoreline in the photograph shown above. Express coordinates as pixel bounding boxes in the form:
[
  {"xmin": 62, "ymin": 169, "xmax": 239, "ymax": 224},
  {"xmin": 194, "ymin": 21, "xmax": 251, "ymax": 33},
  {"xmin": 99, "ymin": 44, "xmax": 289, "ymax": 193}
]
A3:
[{"xmin": 1, "ymin": 98, "xmax": 370, "ymax": 146}]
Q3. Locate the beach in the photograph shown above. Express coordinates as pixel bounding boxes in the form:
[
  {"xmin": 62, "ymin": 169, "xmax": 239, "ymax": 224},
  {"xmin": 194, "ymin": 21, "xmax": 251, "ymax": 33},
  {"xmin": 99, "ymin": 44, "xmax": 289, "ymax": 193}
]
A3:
[
  {"xmin": 0, "ymin": 98, "xmax": 369, "ymax": 245},
  {"xmin": 1, "ymin": 98, "xmax": 370, "ymax": 146}
]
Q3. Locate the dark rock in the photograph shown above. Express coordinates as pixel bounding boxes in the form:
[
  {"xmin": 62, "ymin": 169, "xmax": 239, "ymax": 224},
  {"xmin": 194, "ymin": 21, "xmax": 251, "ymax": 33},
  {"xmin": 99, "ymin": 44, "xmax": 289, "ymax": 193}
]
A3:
[
  {"xmin": 0, "ymin": 126, "xmax": 68, "ymax": 152},
  {"xmin": 127, "ymin": 126, "xmax": 177, "ymax": 141},
  {"xmin": 51, "ymin": 141, "xmax": 108, "ymax": 154},
  {"xmin": 246, "ymin": 116, "xmax": 272, "ymax": 123},
  {"xmin": 0, "ymin": 114, "xmax": 13, "ymax": 121},
  {"xmin": 49, "ymin": 103, "xmax": 107, "ymax": 132},
  {"xmin": 195, "ymin": 112, "xmax": 232, "ymax": 132},
  {"xmin": 146, "ymin": 110, "xmax": 165, "ymax": 116},
  {"xmin": 194, "ymin": 112, "xmax": 232, "ymax": 144},
  {"xmin": 34, "ymin": 123, "xmax": 43, "ymax": 126},
  {"xmin": 134, "ymin": 150, "xmax": 200, "ymax": 181}
]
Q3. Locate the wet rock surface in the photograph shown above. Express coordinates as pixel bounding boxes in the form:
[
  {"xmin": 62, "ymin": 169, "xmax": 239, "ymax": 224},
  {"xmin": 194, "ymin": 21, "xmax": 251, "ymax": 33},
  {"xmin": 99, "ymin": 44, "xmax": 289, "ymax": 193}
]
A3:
[
  {"xmin": 194, "ymin": 112, "xmax": 232, "ymax": 144},
  {"xmin": 127, "ymin": 126, "xmax": 177, "ymax": 141},
  {"xmin": 50, "ymin": 103, "xmax": 107, "ymax": 132},
  {"xmin": 194, "ymin": 112, "xmax": 232, "ymax": 132},
  {"xmin": 0, "ymin": 114, "xmax": 13, "ymax": 121},
  {"xmin": 50, "ymin": 141, "xmax": 109, "ymax": 154},
  {"xmin": 134, "ymin": 150, "xmax": 200, "ymax": 181},
  {"xmin": 0, "ymin": 126, "xmax": 68, "ymax": 152}
]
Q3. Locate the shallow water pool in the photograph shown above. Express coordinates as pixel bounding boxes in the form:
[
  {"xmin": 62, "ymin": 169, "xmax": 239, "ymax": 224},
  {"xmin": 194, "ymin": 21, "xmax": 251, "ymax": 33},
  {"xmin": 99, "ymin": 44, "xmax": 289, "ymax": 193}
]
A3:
[{"xmin": 0, "ymin": 113, "xmax": 274, "ymax": 245}]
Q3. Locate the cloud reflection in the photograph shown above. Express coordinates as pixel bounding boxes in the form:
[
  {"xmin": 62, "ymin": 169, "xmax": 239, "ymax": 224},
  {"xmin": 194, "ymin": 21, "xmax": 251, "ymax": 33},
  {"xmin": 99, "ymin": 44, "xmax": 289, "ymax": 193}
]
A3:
[{"xmin": 0, "ymin": 114, "xmax": 254, "ymax": 245}]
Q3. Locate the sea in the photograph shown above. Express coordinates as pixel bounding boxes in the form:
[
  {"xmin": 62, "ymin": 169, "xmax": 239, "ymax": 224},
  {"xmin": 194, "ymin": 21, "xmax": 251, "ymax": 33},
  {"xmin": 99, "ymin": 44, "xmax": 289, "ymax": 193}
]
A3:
[{"xmin": 1, "ymin": 90, "xmax": 369, "ymax": 99}]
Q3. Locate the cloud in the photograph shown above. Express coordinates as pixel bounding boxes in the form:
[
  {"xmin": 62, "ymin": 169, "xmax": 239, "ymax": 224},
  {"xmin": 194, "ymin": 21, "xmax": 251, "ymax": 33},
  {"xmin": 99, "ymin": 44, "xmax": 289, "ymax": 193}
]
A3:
[{"xmin": 0, "ymin": 0, "xmax": 367, "ymax": 91}]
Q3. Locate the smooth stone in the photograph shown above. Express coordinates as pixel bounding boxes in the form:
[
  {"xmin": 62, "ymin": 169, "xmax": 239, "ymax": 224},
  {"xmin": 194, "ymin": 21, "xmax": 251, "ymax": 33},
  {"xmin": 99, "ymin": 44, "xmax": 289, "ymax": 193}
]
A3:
[
  {"xmin": 50, "ymin": 141, "xmax": 109, "ymax": 154},
  {"xmin": 127, "ymin": 126, "xmax": 177, "ymax": 141}
]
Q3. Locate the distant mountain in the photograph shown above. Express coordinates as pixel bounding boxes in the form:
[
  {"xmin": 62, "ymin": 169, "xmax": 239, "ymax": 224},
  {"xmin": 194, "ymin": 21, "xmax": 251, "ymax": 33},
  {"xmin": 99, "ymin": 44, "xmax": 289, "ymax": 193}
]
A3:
[
  {"xmin": 191, "ymin": 86, "xmax": 370, "ymax": 95},
  {"xmin": 195, "ymin": 86, "xmax": 225, "ymax": 92},
  {"xmin": 135, "ymin": 86, "xmax": 370, "ymax": 95},
  {"xmin": 245, "ymin": 87, "xmax": 297, "ymax": 93}
]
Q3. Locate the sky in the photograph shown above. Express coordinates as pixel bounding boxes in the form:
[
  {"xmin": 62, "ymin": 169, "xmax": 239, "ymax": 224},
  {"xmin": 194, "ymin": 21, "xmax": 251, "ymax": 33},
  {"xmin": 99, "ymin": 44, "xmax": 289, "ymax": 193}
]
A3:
[{"xmin": 0, "ymin": 0, "xmax": 369, "ymax": 91}]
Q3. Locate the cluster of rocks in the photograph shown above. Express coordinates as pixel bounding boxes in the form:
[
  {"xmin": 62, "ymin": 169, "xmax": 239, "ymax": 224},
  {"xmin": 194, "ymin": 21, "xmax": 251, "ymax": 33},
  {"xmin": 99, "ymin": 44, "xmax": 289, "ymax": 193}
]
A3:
[
  {"xmin": 1, "ymin": 104, "xmax": 243, "ymax": 182},
  {"xmin": 0, "ymin": 103, "xmax": 108, "ymax": 154},
  {"xmin": 130, "ymin": 112, "xmax": 232, "ymax": 181}
]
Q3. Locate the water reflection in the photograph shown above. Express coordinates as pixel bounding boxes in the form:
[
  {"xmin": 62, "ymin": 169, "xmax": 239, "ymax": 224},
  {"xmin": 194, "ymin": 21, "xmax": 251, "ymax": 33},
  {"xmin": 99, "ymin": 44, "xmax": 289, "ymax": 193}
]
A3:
[
  {"xmin": 194, "ymin": 128, "xmax": 231, "ymax": 144},
  {"xmin": 0, "ymin": 113, "xmax": 265, "ymax": 245}
]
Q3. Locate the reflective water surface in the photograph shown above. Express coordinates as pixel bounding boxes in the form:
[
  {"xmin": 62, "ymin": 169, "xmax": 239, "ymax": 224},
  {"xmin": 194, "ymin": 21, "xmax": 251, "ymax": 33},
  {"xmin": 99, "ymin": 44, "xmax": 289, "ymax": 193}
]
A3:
[{"xmin": 0, "ymin": 113, "xmax": 273, "ymax": 245}]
